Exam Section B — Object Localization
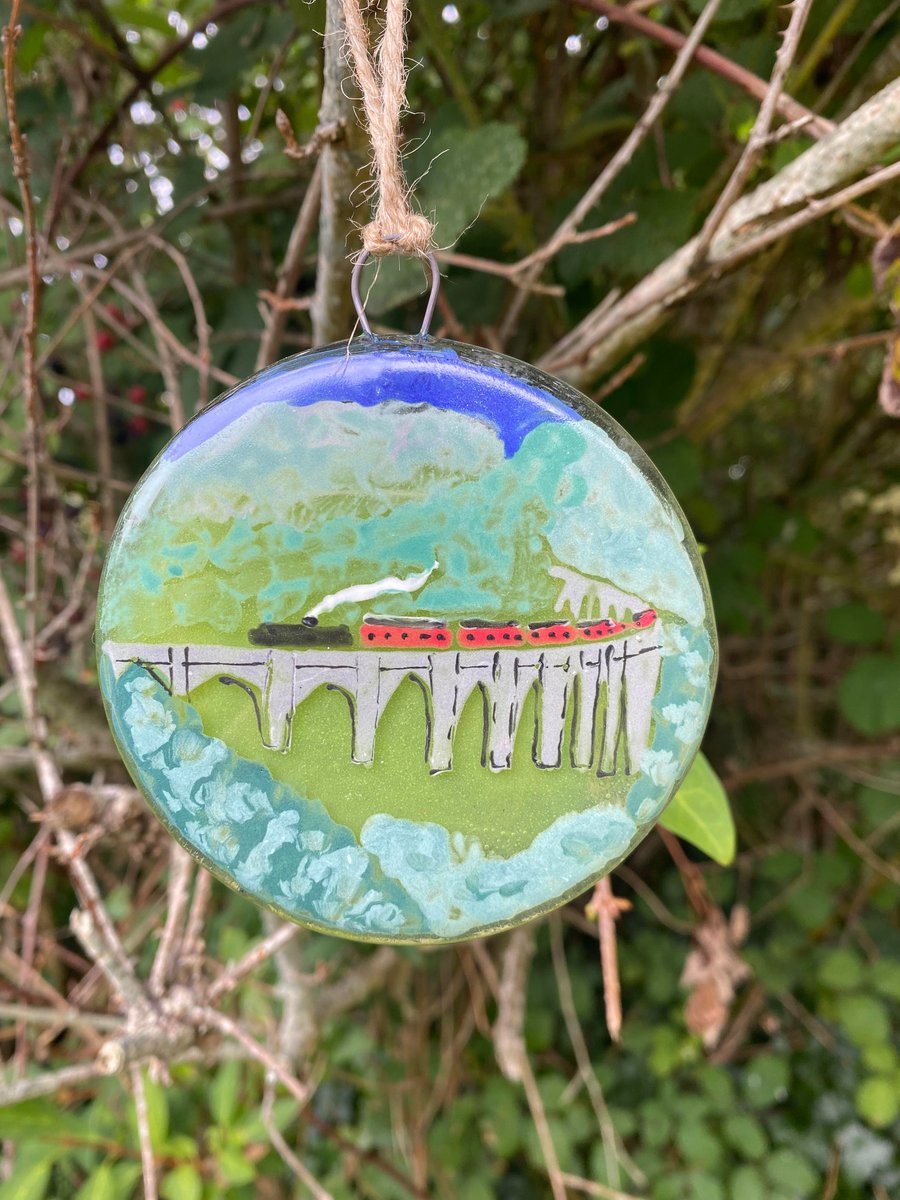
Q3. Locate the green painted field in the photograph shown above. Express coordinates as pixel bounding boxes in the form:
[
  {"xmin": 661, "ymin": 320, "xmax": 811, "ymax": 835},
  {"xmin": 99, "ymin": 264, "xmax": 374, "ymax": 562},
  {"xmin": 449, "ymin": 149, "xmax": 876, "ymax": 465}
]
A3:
[{"xmin": 189, "ymin": 675, "xmax": 630, "ymax": 856}]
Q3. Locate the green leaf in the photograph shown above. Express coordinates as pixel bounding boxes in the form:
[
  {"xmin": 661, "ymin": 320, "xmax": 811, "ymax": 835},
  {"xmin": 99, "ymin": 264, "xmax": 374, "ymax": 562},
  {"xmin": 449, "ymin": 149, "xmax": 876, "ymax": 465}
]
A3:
[
  {"xmin": 817, "ymin": 948, "xmax": 864, "ymax": 991},
  {"xmin": 659, "ymin": 752, "xmax": 735, "ymax": 865},
  {"xmin": 837, "ymin": 654, "xmax": 900, "ymax": 735},
  {"xmin": 675, "ymin": 1120, "xmax": 723, "ymax": 1170},
  {"xmin": 425, "ymin": 123, "xmax": 527, "ymax": 240},
  {"xmin": 695, "ymin": 1065, "xmax": 736, "ymax": 1108},
  {"xmin": 764, "ymin": 1148, "xmax": 818, "ymax": 1198},
  {"xmin": 742, "ymin": 1056, "xmax": 789, "ymax": 1109},
  {"xmin": 0, "ymin": 1099, "xmax": 99, "ymax": 1144},
  {"xmin": 74, "ymin": 1163, "xmax": 116, "ymax": 1200},
  {"xmin": 721, "ymin": 1113, "xmax": 768, "ymax": 1161},
  {"xmin": 855, "ymin": 1076, "xmax": 900, "ymax": 1128},
  {"xmin": 835, "ymin": 993, "xmax": 891, "ymax": 1048},
  {"xmin": 871, "ymin": 958, "xmax": 900, "ymax": 1000},
  {"xmin": 217, "ymin": 1147, "xmax": 257, "ymax": 1187},
  {"xmin": 209, "ymin": 1060, "xmax": 241, "ymax": 1128},
  {"xmin": 368, "ymin": 122, "xmax": 527, "ymax": 314},
  {"xmin": 685, "ymin": 1174, "xmax": 725, "ymax": 1200},
  {"xmin": 823, "ymin": 602, "xmax": 886, "ymax": 647},
  {"xmin": 730, "ymin": 1165, "xmax": 766, "ymax": 1200},
  {"xmin": 160, "ymin": 1165, "xmax": 202, "ymax": 1200},
  {"xmin": 142, "ymin": 1072, "xmax": 169, "ymax": 1145},
  {"xmin": 862, "ymin": 1042, "xmax": 898, "ymax": 1074},
  {"xmin": 0, "ymin": 1152, "xmax": 53, "ymax": 1200}
]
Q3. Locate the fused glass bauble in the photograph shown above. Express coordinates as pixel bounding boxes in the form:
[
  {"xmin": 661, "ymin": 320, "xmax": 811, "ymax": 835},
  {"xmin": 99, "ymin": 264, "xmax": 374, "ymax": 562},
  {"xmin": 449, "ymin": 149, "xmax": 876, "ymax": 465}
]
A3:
[{"xmin": 97, "ymin": 336, "xmax": 717, "ymax": 943}]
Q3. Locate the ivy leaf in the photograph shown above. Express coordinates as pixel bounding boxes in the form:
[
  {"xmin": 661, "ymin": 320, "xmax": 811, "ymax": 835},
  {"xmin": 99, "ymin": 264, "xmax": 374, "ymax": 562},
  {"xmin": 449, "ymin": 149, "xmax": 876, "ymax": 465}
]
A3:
[
  {"xmin": 856, "ymin": 1076, "xmax": 900, "ymax": 1128},
  {"xmin": 421, "ymin": 122, "xmax": 528, "ymax": 245},
  {"xmin": 823, "ymin": 602, "xmax": 886, "ymax": 647},
  {"xmin": 160, "ymin": 1165, "xmax": 203, "ymax": 1200},
  {"xmin": 837, "ymin": 654, "xmax": 900, "ymax": 735},
  {"xmin": 659, "ymin": 752, "xmax": 736, "ymax": 865},
  {"xmin": 367, "ymin": 122, "xmax": 527, "ymax": 315}
]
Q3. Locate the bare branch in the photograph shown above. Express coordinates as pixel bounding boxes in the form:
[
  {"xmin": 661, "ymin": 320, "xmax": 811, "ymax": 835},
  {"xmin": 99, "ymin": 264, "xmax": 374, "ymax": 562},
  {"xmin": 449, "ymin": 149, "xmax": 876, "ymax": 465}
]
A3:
[
  {"xmin": 262, "ymin": 1079, "xmax": 335, "ymax": 1200},
  {"xmin": 499, "ymin": 0, "xmax": 725, "ymax": 342},
  {"xmin": 549, "ymin": 916, "xmax": 644, "ymax": 1190},
  {"xmin": 130, "ymin": 1066, "xmax": 159, "ymax": 1200},
  {"xmin": 257, "ymin": 164, "xmax": 323, "ymax": 369},
  {"xmin": 311, "ymin": 0, "xmax": 370, "ymax": 345},
  {"xmin": 571, "ymin": 0, "xmax": 832, "ymax": 139},
  {"xmin": 3, "ymin": 0, "xmax": 43, "ymax": 655},
  {"xmin": 692, "ymin": 0, "xmax": 815, "ymax": 265},
  {"xmin": 492, "ymin": 926, "xmax": 536, "ymax": 1083},
  {"xmin": 543, "ymin": 77, "xmax": 900, "ymax": 383},
  {"xmin": 148, "ymin": 846, "xmax": 194, "ymax": 998},
  {"xmin": 586, "ymin": 878, "xmax": 631, "ymax": 1043},
  {"xmin": 0, "ymin": 1060, "xmax": 104, "ymax": 1106},
  {"xmin": 209, "ymin": 920, "xmax": 303, "ymax": 1001}
]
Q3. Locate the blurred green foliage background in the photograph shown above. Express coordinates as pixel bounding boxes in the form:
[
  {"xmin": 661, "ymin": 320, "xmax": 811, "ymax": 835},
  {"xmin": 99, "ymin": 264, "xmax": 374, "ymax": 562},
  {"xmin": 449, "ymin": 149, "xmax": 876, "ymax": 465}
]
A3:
[{"xmin": 0, "ymin": 1, "xmax": 898, "ymax": 1198}]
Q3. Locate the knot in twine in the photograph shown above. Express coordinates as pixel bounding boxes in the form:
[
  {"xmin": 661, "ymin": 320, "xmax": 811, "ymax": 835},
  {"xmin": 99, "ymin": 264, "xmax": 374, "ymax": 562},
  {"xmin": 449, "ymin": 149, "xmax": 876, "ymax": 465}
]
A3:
[{"xmin": 341, "ymin": 0, "xmax": 435, "ymax": 258}]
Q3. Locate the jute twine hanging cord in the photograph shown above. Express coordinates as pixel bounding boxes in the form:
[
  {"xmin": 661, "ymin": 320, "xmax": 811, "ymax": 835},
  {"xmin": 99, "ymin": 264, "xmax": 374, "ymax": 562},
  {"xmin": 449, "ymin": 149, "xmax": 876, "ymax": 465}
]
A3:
[{"xmin": 340, "ymin": 0, "xmax": 435, "ymax": 257}]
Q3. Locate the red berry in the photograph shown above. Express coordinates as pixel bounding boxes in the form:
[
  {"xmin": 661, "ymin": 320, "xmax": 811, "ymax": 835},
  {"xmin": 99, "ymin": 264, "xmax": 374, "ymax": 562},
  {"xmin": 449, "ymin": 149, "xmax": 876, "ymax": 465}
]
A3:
[
  {"xmin": 96, "ymin": 330, "xmax": 116, "ymax": 352},
  {"xmin": 73, "ymin": 384, "xmax": 91, "ymax": 400},
  {"xmin": 128, "ymin": 385, "xmax": 148, "ymax": 404},
  {"xmin": 128, "ymin": 416, "xmax": 150, "ymax": 436}
]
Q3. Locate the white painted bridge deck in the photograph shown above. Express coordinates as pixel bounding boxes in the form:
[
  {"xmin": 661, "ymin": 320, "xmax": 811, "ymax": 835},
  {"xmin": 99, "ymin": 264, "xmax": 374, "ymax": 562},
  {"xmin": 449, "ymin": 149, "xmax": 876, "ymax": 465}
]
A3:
[{"xmin": 103, "ymin": 632, "xmax": 662, "ymax": 775}]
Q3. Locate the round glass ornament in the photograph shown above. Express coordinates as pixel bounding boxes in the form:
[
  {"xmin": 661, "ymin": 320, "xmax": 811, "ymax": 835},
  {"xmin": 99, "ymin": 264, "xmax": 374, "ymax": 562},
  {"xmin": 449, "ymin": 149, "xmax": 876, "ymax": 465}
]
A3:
[{"xmin": 97, "ymin": 320, "xmax": 717, "ymax": 943}]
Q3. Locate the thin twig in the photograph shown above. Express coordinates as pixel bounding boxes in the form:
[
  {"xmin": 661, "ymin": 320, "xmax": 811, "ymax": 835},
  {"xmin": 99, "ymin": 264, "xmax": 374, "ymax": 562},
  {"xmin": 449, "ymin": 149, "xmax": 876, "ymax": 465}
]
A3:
[
  {"xmin": 188, "ymin": 1005, "xmax": 427, "ymax": 1198},
  {"xmin": 3, "ymin": 0, "xmax": 43, "ymax": 657},
  {"xmin": 148, "ymin": 846, "xmax": 194, "ymax": 998},
  {"xmin": 692, "ymin": 0, "xmax": 815, "ymax": 266},
  {"xmin": 560, "ymin": 1174, "xmax": 646, "ymax": 1200},
  {"xmin": 571, "ymin": 1, "xmax": 832, "ymax": 139},
  {"xmin": 492, "ymin": 926, "xmax": 536, "ymax": 1084},
  {"xmin": 148, "ymin": 236, "xmax": 212, "ymax": 416},
  {"xmin": 0, "ymin": 1060, "xmax": 104, "ymax": 1106},
  {"xmin": 499, "ymin": 0, "xmax": 725, "ymax": 343},
  {"xmin": 0, "ymin": 1002, "xmax": 123, "ymax": 1032},
  {"xmin": 592, "ymin": 353, "xmax": 646, "ymax": 404},
  {"xmin": 76, "ymin": 286, "xmax": 115, "ymax": 536},
  {"xmin": 723, "ymin": 736, "xmax": 900, "ymax": 789},
  {"xmin": 549, "ymin": 916, "xmax": 644, "ymax": 1190},
  {"xmin": 181, "ymin": 868, "xmax": 213, "ymax": 967},
  {"xmin": 129, "ymin": 1066, "xmax": 159, "ymax": 1200},
  {"xmin": 543, "ymin": 79, "xmax": 900, "ymax": 381},
  {"xmin": 615, "ymin": 865, "xmax": 694, "ymax": 934},
  {"xmin": 45, "ymin": 0, "xmax": 261, "ymax": 235},
  {"xmin": 256, "ymin": 163, "xmax": 323, "ymax": 369},
  {"xmin": 518, "ymin": 1052, "xmax": 569, "ymax": 1200},
  {"xmin": 208, "ymin": 921, "xmax": 302, "ymax": 1001},
  {"xmin": 813, "ymin": 796, "xmax": 900, "ymax": 886},
  {"xmin": 586, "ymin": 878, "xmax": 631, "ymax": 1043},
  {"xmin": 261, "ymin": 1079, "xmax": 335, "ymax": 1200}
]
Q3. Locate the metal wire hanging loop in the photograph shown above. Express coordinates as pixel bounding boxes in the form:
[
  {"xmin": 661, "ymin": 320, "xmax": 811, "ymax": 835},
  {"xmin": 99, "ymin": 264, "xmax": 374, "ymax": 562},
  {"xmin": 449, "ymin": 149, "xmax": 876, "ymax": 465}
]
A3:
[{"xmin": 351, "ymin": 249, "xmax": 441, "ymax": 339}]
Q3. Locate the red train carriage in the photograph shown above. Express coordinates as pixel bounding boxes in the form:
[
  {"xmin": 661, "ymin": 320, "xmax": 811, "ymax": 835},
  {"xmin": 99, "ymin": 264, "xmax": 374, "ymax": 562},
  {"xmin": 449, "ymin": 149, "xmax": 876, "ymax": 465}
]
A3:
[
  {"xmin": 526, "ymin": 620, "xmax": 578, "ymax": 645},
  {"xmin": 457, "ymin": 620, "xmax": 524, "ymax": 648},
  {"xmin": 577, "ymin": 617, "xmax": 627, "ymax": 640},
  {"xmin": 360, "ymin": 614, "xmax": 451, "ymax": 647},
  {"xmin": 630, "ymin": 607, "xmax": 657, "ymax": 630},
  {"xmin": 354, "ymin": 610, "xmax": 658, "ymax": 650}
]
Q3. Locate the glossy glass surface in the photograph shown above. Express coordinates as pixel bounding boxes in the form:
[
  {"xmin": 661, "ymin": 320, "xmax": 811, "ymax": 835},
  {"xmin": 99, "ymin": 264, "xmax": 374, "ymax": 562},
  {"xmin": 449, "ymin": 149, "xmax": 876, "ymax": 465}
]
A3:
[{"xmin": 97, "ymin": 336, "xmax": 717, "ymax": 943}]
